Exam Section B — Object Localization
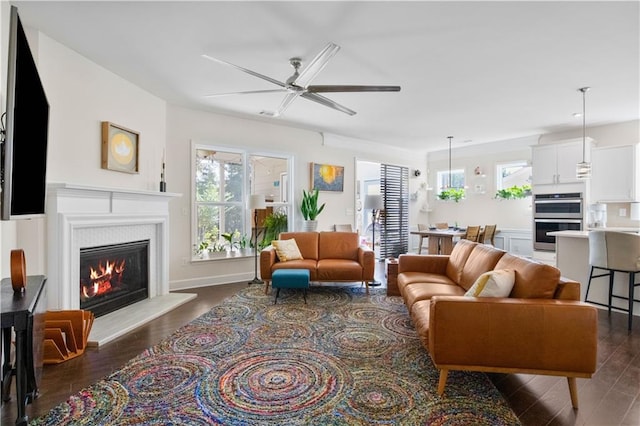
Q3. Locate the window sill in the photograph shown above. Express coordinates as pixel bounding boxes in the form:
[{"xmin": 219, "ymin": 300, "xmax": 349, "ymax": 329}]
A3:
[{"xmin": 191, "ymin": 251, "xmax": 255, "ymax": 262}]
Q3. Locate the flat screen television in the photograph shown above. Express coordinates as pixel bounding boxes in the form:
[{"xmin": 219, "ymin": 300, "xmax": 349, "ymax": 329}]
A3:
[{"xmin": 1, "ymin": 5, "xmax": 50, "ymax": 220}]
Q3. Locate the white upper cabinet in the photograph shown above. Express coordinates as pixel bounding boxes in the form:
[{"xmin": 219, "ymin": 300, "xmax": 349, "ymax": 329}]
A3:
[
  {"xmin": 532, "ymin": 140, "xmax": 587, "ymax": 185},
  {"xmin": 591, "ymin": 144, "xmax": 639, "ymax": 202}
]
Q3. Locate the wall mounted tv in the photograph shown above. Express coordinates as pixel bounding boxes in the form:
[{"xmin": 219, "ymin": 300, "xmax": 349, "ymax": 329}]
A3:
[{"xmin": 1, "ymin": 5, "xmax": 50, "ymax": 220}]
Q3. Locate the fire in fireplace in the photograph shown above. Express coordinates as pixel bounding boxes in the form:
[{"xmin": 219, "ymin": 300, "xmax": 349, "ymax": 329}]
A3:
[{"xmin": 79, "ymin": 240, "xmax": 150, "ymax": 317}]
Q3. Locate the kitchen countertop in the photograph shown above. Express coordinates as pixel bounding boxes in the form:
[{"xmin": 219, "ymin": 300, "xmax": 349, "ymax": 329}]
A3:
[{"xmin": 549, "ymin": 227, "xmax": 639, "ymax": 239}]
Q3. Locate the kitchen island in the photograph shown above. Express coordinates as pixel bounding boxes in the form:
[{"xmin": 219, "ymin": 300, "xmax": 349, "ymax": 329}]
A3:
[{"xmin": 549, "ymin": 228, "xmax": 639, "ymax": 320}]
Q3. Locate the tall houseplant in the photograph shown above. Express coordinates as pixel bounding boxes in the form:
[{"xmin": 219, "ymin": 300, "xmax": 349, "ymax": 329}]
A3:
[
  {"xmin": 301, "ymin": 188, "xmax": 325, "ymax": 231},
  {"xmin": 262, "ymin": 211, "xmax": 288, "ymax": 248}
]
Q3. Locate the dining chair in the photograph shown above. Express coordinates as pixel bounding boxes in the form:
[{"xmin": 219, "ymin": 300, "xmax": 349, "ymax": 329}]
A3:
[
  {"xmin": 480, "ymin": 224, "xmax": 497, "ymax": 245},
  {"xmin": 435, "ymin": 222, "xmax": 449, "ymax": 229},
  {"xmin": 462, "ymin": 226, "xmax": 481, "ymax": 242},
  {"xmin": 416, "ymin": 224, "xmax": 430, "ymax": 254}
]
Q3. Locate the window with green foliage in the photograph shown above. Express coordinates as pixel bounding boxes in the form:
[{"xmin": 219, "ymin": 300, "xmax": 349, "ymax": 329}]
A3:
[
  {"xmin": 193, "ymin": 145, "xmax": 291, "ymax": 258},
  {"xmin": 494, "ymin": 161, "xmax": 532, "ymax": 200},
  {"xmin": 195, "ymin": 149, "xmax": 244, "ymax": 254},
  {"xmin": 436, "ymin": 169, "xmax": 465, "ymax": 201}
]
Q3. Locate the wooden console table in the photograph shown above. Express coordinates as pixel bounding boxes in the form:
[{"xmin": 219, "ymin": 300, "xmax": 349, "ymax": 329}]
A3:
[{"xmin": 1, "ymin": 275, "xmax": 47, "ymax": 426}]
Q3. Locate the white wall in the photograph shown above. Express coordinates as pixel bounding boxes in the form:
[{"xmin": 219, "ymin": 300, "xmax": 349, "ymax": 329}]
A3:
[
  {"xmin": 0, "ymin": 2, "xmax": 14, "ymax": 278},
  {"xmin": 39, "ymin": 34, "xmax": 167, "ymax": 190}
]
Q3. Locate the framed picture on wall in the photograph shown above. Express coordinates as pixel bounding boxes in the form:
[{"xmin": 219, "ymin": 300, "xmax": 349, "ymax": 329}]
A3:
[
  {"xmin": 101, "ymin": 121, "xmax": 139, "ymax": 173},
  {"xmin": 310, "ymin": 162, "xmax": 344, "ymax": 192}
]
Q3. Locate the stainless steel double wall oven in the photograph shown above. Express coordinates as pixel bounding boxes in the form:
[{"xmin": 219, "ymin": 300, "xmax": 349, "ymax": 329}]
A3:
[{"xmin": 533, "ymin": 192, "xmax": 583, "ymax": 251}]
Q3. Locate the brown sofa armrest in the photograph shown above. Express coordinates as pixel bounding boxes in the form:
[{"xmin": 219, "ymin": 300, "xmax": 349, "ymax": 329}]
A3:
[
  {"xmin": 428, "ymin": 296, "xmax": 598, "ymax": 375},
  {"xmin": 555, "ymin": 277, "xmax": 581, "ymax": 301},
  {"xmin": 398, "ymin": 254, "xmax": 450, "ymax": 274},
  {"xmin": 358, "ymin": 246, "xmax": 375, "ymax": 281},
  {"xmin": 259, "ymin": 246, "xmax": 277, "ymax": 281}
]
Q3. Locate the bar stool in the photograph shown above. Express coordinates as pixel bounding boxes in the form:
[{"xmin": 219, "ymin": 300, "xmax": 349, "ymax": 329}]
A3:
[{"xmin": 585, "ymin": 230, "xmax": 640, "ymax": 331}]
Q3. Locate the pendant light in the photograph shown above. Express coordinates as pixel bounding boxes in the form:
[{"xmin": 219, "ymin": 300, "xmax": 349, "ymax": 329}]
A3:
[
  {"xmin": 576, "ymin": 87, "xmax": 591, "ymax": 179},
  {"xmin": 447, "ymin": 136, "xmax": 453, "ymax": 188}
]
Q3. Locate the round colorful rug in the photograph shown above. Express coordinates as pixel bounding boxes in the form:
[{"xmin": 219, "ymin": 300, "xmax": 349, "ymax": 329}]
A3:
[{"xmin": 30, "ymin": 285, "xmax": 521, "ymax": 425}]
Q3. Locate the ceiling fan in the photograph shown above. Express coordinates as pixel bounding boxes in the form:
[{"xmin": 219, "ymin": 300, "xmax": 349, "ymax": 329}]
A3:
[{"xmin": 201, "ymin": 42, "xmax": 400, "ymax": 117}]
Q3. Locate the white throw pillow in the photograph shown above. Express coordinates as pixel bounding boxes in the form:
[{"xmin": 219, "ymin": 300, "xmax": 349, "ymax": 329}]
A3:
[
  {"xmin": 272, "ymin": 239, "xmax": 303, "ymax": 262},
  {"xmin": 465, "ymin": 269, "xmax": 516, "ymax": 298}
]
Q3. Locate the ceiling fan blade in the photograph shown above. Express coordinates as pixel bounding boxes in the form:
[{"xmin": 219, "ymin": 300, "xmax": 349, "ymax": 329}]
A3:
[
  {"xmin": 294, "ymin": 42, "xmax": 341, "ymax": 88},
  {"xmin": 272, "ymin": 91, "xmax": 303, "ymax": 117},
  {"xmin": 204, "ymin": 89, "xmax": 287, "ymax": 98},
  {"xmin": 201, "ymin": 54, "xmax": 286, "ymax": 88},
  {"xmin": 307, "ymin": 85, "xmax": 401, "ymax": 93},
  {"xmin": 301, "ymin": 92, "xmax": 357, "ymax": 116}
]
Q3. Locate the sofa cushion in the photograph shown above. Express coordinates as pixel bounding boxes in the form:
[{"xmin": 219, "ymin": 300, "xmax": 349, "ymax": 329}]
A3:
[
  {"xmin": 495, "ymin": 253, "xmax": 560, "ymax": 299},
  {"xmin": 272, "ymin": 239, "xmax": 303, "ymax": 261},
  {"xmin": 465, "ymin": 269, "xmax": 515, "ymax": 297},
  {"xmin": 272, "ymin": 259, "xmax": 318, "ymax": 281},
  {"xmin": 403, "ymin": 282, "xmax": 466, "ymax": 311},
  {"xmin": 317, "ymin": 259, "xmax": 364, "ymax": 281},
  {"xmin": 445, "ymin": 239, "xmax": 477, "ymax": 284},
  {"xmin": 459, "ymin": 244, "xmax": 507, "ymax": 290},
  {"xmin": 318, "ymin": 232, "xmax": 358, "ymax": 261},
  {"xmin": 397, "ymin": 272, "xmax": 457, "ymax": 298},
  {"xmin": 279, "ymin": 232, "xmax": 319, "ymax": 260}
]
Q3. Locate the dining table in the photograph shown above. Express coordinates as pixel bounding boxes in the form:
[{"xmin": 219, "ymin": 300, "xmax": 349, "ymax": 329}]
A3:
[{"xmin": 410, "ymin": 228, "xmax": 467, "ymax": 255}]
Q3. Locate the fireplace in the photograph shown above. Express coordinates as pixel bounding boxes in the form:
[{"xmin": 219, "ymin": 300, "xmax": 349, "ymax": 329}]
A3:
[
  {"xmin": 47, "ymin": 183, "xmax": 196, "ymax": 346},
  {"xmin": 80, "ymin": 240, "xmax": 150, "ymax": 317}
]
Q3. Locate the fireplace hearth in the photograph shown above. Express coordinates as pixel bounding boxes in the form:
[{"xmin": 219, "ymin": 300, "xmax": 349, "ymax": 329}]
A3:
[{"xmin": 80, "ymin": 240, "xmax": 150, "ymax": 317}]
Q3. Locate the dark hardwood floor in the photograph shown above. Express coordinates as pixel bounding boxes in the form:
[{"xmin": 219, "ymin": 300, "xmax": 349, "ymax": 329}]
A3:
[{"xmin": 2, "ymin": 265, "xmax": 639, "ymax": 425}]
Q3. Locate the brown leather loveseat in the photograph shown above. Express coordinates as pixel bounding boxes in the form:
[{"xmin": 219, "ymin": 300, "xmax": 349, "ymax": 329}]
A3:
[
  {"xmin": 398, "ymin": 239, "xmax": 598, "ymax": 408},
  {"xmin": 260, "ymin": 231, "xmax": 375, "ymax": 294}
]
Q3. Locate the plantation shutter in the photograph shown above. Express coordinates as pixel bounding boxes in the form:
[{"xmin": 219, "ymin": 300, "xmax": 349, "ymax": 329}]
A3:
[{"xmin": 380, "ymin": 164, "xmax": 409, "ymax": 258}]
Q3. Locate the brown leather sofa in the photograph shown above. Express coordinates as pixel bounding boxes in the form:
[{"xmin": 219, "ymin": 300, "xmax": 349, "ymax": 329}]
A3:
[
  {"xmin": 398, "ymin": 239, "xmax": 598, "ymax": 409},
  {"xmin": 260, "ymin": 231, "xmax": 375, "ymax": 294}
]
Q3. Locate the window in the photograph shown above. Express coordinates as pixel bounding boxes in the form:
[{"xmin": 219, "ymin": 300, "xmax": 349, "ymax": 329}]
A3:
[
  {"xmin": 193, "ymin": 144, "xmax": 290, "ymax": 259},
  {"xmin": 496, "ymin": 161, "xmax": 531, "ymax": 190},
  {"xmin": 436, "ymin": 169, "xmax": 465, "ymax": 192},
  {"xmin": 194, "ymin": 148, "xmax": 244, "ymax": 254}
]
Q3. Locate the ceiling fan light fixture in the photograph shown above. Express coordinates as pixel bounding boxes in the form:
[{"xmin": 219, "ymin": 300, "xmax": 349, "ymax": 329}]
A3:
[{"xmin": 202, "ymin": 42, "xmax": 400, "ymax": 117}]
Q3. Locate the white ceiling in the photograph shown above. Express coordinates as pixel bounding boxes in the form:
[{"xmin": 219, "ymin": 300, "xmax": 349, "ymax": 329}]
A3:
[{"xmin": 12, "ymin": 1, "xmax": 640, "ymax": 152}]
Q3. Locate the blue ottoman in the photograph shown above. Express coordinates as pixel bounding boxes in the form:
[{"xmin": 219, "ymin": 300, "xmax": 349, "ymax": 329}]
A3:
[{"xmin": 271, "ymin": 269, "xmax": 310, "ymax": 304}]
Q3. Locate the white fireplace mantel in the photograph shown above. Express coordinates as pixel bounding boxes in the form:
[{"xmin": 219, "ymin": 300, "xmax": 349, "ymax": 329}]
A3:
[{"xmin": 46, "ymin": 183, "xmax": 192, "ymax": 346}]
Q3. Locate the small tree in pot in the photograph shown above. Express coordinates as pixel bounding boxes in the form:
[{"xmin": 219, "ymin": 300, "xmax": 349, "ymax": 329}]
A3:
[{"xmin": 301, "ymin": 188, "xmax": 325, "ymax": 231}]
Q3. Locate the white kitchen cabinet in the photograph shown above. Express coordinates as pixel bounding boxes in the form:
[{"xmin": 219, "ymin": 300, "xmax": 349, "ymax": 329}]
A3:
[
  {"xmin": 591, "ymin": 144, "xmax": 640, "ymax": 202},
  {"xmin": 532, "ymin": 140, "xmax": 586, "ymax": 185}
]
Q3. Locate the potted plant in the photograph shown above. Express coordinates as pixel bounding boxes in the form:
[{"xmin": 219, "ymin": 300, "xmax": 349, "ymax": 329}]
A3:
[
  {"xmin": 263, "ymin": 211, "xmax": 288, "ymax": 247},
  {"xmin": 238, "ymin": 233, "xmax": 250, "ymax": 255},
  {"xmin": 207, "ymin": 240, "xmax": 227, "ymax": 258},
  {"xmin": 495, "ymin": 184, "xmax": 532, "ymax": 200},
  {"xmin": 437, "ymin": 188, "xmax": 465, "ymax": 203},
  {"xmin": 221, "ymin": 232, "xmax": 239, "ymax": 254},
  {"xmin": 301, "ymin": 188, "xmax": 325, "ymax": 231},
  {"xmin": 194, "ymin": 241, "xmax": 210, "ymax": 259}
]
